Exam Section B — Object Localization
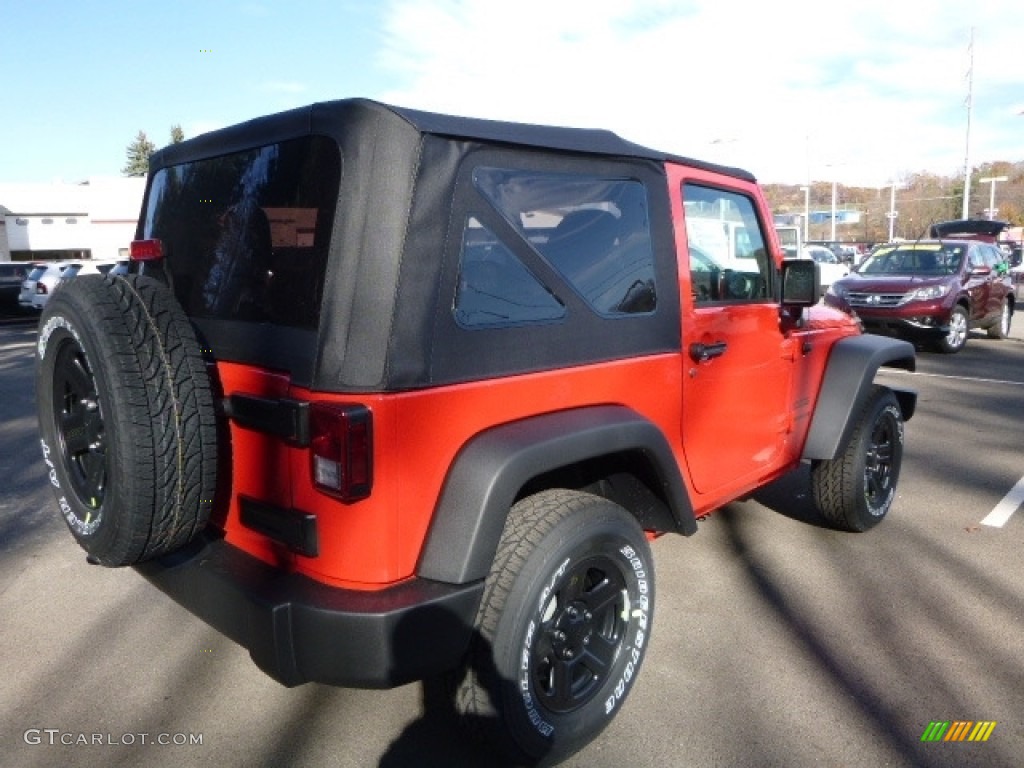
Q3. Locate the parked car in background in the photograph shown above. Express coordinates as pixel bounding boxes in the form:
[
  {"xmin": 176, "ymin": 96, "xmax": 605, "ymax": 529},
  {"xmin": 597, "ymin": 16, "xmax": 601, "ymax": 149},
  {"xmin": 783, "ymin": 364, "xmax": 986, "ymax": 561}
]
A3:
[
  {"xmin": 106, "ymin": 260, "xmax": 130, "ymax": 277},
  {"xmin": 1011, "ymin": 252, "xmax": 1024, "ymax": 304},
  {"xmin": 802, "ymin": 244, "xmax": 849, "ymax": 293},
  {"xmin": 0, "ymin": 263, "xmax": 31, "ymax": 312},
  {"xmin": 19, "ymin": 262, "xmax": 74, "ymax": 310},
  {"xmin": 825, "ymin": 238, "xmax": 1015, "ymax": 353},
  {"xmin": 18, "ymin": 260, "xmax": 121, "ymax": 310}
]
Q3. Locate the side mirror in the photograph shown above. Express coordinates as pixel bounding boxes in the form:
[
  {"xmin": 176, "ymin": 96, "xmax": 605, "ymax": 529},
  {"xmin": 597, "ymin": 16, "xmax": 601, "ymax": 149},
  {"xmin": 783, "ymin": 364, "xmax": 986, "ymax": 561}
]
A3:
[{"xmin": 781, "ymin": 258, "xmax": 820, "ymax": 308}]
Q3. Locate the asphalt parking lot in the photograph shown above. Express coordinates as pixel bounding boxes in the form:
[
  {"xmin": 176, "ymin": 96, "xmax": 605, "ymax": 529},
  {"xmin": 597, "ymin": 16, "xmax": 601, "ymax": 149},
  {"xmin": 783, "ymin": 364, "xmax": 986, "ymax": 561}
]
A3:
[{"xmin": 2, "ymin": 314, "xmax": 1023, "ymax": 767}]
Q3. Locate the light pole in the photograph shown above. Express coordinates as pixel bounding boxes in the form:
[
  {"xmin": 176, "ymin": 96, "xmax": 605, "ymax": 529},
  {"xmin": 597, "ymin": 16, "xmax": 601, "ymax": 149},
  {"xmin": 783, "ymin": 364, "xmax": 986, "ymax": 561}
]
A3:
[
  {"xmin": 799, "ymin": 185, "xmax": 810, "ymax": 243},
  {"xmin": 978, "ymin": 175, "xmax": 1008, "ymax": 219},
  {"xmin": 961, "ymin": 28, "xmax": 974, "ymax": 219},
  {"xmin": 830, "ymin": 179, "xmax": 838, "ymax": 241},
  {"xmin": 886, "ymin": 182, "xmax": 900, "ymax": 241}
]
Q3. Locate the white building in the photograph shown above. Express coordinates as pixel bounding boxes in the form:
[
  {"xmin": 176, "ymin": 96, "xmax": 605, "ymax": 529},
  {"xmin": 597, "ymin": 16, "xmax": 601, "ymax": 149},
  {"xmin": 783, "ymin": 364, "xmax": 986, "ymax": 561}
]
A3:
[{"xmin": 0, "ymin": 177, "xmax": 145, "ymax": 262}]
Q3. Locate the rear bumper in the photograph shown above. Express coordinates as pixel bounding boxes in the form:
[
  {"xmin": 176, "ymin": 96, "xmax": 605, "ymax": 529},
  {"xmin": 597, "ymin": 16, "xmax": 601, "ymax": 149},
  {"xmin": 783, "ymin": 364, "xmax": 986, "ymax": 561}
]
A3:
[{"xmin": 135, "ymin": 532, "xmax": 484, "ymax": 689}]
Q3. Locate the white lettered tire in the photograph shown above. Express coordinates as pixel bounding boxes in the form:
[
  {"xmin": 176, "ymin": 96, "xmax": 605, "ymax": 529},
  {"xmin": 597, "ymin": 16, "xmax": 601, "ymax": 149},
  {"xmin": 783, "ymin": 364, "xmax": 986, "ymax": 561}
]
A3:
[
  {"xmin": 453, "ymin": 489, "xmax": 654, "ymax": 764},
  {"xmin": 35, "ymin": 274, "xmax": 218, "ymax": 565}
]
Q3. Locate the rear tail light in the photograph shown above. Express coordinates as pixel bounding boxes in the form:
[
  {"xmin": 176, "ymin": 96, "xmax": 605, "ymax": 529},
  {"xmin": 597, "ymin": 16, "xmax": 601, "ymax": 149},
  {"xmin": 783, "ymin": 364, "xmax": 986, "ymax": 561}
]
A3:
[
  {"xmin": 36, "ymin": 283, "xmax": 47, "ymax": 295},
  {"xmin": 130, "ymin": 238, "xmax": 164, "ymax": 261},
  {"xmin": 310, "ymin": 403, "xmax": 372, "ymax": 502}
]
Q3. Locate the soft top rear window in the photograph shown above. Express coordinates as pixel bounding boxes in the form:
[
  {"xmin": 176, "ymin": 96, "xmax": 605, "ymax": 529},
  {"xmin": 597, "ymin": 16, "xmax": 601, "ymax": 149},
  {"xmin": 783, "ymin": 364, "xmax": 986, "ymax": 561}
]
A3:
[{"xmin": 142, "ymin": 135, "xmax": 341, "ymax": 330}]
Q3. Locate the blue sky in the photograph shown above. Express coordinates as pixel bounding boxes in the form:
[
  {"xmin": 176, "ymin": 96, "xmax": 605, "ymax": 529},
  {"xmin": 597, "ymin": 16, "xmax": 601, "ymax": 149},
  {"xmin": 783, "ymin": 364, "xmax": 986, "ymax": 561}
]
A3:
[{"xmin": 1, "ymin": 0, "xmax": 1021, "ymax": 187}]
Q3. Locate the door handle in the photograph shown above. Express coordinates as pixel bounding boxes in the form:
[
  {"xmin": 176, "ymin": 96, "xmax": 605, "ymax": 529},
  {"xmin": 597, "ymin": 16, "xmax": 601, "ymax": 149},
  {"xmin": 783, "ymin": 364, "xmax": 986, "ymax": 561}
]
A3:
[{"xmin": 689, "ymin": 341, "xmax": 728, "ymax": 363}]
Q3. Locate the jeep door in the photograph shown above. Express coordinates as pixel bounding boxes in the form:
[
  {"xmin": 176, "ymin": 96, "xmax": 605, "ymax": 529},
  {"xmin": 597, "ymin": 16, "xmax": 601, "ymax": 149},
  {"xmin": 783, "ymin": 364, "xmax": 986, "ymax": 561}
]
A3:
[{"xmin": 667, "ymin": 166, "xmax": 793, "ymax": 499}]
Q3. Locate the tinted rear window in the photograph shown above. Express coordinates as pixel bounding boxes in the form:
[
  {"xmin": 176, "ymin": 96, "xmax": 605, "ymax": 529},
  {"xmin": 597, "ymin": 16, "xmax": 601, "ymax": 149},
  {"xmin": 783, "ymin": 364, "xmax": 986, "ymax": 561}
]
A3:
[{"xmin": 141, "ymin": 136, "xmax": 341, "ymax": 330}]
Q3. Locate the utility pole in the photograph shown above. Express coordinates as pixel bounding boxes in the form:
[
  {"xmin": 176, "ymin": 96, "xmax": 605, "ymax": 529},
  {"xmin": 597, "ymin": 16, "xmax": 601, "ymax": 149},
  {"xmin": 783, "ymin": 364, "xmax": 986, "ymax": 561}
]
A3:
[
  {"xmin": 830, "ymin": 179, "xmax": 837, "ymax": 241},
  {"xmin": 887, "ymin": 182, "xmax": 899, "ymax": 241},
  {"xmin": 800, "ymin": 185, "xmax": 810, "ymax": 243},
  {"xmin": 961, "ymin": 27, "xmax": 974, "ymax": 220},
  {"xmin": 978, "ymin": 175, "xmax": 1008, "ymax": 219}
]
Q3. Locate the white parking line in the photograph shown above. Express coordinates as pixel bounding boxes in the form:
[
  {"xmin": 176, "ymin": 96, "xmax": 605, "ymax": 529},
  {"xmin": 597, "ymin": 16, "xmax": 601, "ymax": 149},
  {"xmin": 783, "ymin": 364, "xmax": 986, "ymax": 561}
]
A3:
[
  {"xmin": 879, "ymin": 367, "xmax": 1024, "ymax": 388},
  {"xmin": 0, "ymin": 342, "xmax": 38, "ymax": 353},
  {"xmin": 879, "ymin": 368, "xmax": 1024, "ymax": 528},
  {"xmin": 980, "ymin": 476, "xmax": 1024, "ymax": 528}
]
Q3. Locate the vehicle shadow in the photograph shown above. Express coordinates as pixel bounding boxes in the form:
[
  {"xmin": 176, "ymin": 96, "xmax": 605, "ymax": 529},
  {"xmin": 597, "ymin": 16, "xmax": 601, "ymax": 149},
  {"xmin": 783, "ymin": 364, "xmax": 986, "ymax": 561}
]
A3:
[
  {"xmin": 711, "ymin": 502, "xmax": 1024, "ymax": 768},
  {"xmin": 747, "ymin": 463, "xmax": 831, "ymax": 529},
  {"xmin": 377, "ymin": 608, "xmax": 548, "ymax": 768}
]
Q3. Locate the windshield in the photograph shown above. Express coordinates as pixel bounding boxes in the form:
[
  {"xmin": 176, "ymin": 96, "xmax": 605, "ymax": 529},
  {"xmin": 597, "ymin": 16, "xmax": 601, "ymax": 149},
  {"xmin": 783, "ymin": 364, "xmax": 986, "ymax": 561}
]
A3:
[{"xmin": 857, "ymin": 244, "xmax": 963, "ymax": 275}]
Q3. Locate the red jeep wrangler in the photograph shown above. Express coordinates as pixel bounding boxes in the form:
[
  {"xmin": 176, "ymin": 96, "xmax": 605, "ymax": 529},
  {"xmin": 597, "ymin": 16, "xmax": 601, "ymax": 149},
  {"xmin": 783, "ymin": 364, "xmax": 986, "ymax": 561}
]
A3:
[{"xmin": 36, "ymin": 99, "xmax": 916, "ymax": 765}]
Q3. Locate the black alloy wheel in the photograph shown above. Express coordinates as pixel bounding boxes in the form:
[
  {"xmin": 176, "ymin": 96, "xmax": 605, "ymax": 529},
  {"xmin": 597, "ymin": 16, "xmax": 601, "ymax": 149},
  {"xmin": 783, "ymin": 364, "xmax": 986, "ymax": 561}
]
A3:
[{"xmin": 52, "ymin": 339, "xmax": 108, "ymax": 519}]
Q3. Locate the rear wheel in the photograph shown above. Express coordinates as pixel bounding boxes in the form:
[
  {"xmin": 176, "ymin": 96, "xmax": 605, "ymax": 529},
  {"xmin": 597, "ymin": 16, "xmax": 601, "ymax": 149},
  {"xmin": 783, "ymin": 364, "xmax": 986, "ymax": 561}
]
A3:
[
  {"xmin": 453, "ymin": 489, "xmax": 654, "ymax": 765},
  {"xmin": 986, "ymin": 299, "xmax": 1012, "ymax": 339},
  {"xmin": 811, "ymin": 385, "xmax": 904, "ymax": 532}
]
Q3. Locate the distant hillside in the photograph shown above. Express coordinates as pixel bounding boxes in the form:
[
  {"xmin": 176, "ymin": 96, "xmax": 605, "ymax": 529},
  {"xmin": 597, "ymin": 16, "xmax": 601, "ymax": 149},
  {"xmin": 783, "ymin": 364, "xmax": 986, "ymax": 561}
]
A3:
[{"xmin": 763, "ymin": 161, "xmax": 1024, "ymax": 244}]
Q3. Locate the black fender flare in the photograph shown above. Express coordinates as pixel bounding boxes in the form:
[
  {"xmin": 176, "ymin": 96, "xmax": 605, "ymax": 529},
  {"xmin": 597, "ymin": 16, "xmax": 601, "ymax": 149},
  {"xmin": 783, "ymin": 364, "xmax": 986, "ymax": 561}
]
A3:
[
  {"xmin": 417, "ymin": 405, "xmax": 696, "ymax": 585},
  {"xmin": 802, "ymin": 334, "xmax": 917, "ymax": 461}
]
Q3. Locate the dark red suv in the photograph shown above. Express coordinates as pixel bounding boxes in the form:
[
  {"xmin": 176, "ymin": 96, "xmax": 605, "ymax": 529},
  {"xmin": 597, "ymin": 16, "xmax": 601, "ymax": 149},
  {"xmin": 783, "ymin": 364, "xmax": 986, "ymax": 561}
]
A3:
[{"xmin": 825, "ymin": 237, "xmax": 1015, "ymax": 353}]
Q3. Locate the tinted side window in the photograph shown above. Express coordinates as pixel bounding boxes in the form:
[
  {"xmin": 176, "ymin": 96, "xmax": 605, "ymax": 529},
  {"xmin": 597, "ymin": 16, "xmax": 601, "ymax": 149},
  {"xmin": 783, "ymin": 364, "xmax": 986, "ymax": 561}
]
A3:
[
  {"xmin": 454, "ymin": 217, "xmax": 565, "ymax": 328},
  {"xmin": 142, "ymin": 136, "xmax": 341, "ymax": 330},
  {"xmin": 682, "ymin": 183, "xmax": 771, "ymax": 304},
  {"xmin": 983, "ymin": 245, "xmax": 1004, "ymax": 269},
  {"xmin": 473, "ymin": 167, "xmax": 656, "ymax": 316},
  {"xmin": 967, "ymin": 246, "xmax": 986, "ymax": 271}
]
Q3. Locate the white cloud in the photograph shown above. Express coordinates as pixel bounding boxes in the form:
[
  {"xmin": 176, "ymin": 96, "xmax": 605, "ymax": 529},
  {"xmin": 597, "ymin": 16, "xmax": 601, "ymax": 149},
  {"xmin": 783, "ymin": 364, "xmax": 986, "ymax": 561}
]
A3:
[{"xmin": 377, "ymin": 0, "xmax": 1023, "ymax": 186}]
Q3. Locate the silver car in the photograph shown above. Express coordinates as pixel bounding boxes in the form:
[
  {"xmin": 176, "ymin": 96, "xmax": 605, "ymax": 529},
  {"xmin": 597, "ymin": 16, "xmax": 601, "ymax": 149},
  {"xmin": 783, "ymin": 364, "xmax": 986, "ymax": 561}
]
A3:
[{"xmin": 18, "ymin": 260, "xmax": 120, "ymax": 310}]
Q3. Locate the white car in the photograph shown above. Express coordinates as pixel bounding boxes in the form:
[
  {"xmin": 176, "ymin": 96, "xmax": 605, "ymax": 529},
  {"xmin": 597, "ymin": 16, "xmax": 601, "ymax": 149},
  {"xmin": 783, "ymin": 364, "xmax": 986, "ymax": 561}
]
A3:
[
  {"xmin": 18, "ymin": 260, "xmax": 120, "ymax": 310},
  {"xmin": 801, "ymin": 245, "xmax": 849, "ymax": 293},
  {"xmin": 1011, "ymin": 260, "xmax": 1024, "ymax": 304}
]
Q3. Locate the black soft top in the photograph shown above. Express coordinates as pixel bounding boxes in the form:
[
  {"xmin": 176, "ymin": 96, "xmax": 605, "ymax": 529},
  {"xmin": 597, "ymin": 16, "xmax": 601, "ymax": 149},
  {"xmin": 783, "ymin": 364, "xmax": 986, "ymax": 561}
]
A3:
[
  {"xmin": 144, "ymin": 98, "xmax": 741, "ymax": 391},
  {"xmin": 150, "ymin": 98, "xmax": 755, "ymax": 182}
]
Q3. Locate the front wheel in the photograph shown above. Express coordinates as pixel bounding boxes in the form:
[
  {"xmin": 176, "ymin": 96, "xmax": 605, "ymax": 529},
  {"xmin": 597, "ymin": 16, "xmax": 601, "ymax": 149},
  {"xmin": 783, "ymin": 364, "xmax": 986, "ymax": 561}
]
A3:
[
  {"xmin": 453, "ymin": 490, "xmax": 654, "ymax": 765},
  {"xmin": 811, "ymin": 385, "xmax": 905, "ymax": 532},
  {"xmin": 936, "ymin": 305, "xmax": 968, "ymax": 353}
]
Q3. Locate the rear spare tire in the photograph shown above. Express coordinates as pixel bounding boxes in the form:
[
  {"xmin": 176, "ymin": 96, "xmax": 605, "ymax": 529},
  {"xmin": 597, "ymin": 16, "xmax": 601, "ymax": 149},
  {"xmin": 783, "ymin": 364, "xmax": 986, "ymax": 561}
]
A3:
[{"xmin": 36, "ymin": 274, "xmax": 218, "ymax": 566}]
